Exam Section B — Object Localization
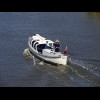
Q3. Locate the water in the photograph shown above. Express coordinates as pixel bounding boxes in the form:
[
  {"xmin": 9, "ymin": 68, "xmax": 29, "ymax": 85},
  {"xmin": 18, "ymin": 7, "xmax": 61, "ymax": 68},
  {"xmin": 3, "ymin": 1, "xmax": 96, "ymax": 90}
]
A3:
[{"xmin": 0, "ymin": 12, "xmax": 100, "ymax": 87}]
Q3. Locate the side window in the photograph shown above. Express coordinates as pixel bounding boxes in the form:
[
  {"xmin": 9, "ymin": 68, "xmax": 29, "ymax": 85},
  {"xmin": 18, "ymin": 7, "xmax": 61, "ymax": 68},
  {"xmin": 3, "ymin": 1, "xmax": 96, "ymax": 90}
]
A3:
[
  {"xmin": 32, "ymin": 41, "xmax": 35, "ymax": 47},
  {"xmin": 34, "ymin": 42, "xmax": 38, "ymax": 50}
]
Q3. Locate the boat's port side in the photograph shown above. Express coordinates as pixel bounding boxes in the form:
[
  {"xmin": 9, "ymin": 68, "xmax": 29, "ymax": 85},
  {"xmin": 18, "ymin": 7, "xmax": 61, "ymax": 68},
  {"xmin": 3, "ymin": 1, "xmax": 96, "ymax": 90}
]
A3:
[
  {"xmin": 29, "ymin": 49, "xmax": 59, "ymax": 66},
  {"xmin": 27, "ymin": 34, "xmax": 68, "ymax": 65}
]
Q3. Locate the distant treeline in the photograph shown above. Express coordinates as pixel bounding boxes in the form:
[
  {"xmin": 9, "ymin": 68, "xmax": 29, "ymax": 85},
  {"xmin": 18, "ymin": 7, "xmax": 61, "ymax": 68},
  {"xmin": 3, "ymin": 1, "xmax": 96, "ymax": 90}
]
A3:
[{"xmin": 88, "ymin": 12, "xmax": 100, "ymax": 17}]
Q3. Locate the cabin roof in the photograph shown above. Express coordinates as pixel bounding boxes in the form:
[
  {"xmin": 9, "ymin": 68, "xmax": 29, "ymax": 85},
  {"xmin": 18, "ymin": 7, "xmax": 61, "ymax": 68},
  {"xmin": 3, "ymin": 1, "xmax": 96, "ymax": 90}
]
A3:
[{"xmin": 32, "ymin": 34, "xmax": 54, "ymax": 44}]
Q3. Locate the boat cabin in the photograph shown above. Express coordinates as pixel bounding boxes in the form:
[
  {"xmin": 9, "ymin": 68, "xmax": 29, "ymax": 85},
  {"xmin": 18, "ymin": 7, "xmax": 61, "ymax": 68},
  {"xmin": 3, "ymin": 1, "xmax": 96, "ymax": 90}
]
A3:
[{"xmin": 29, "ymin": 34, "xmax": 60, "ymax": 54}]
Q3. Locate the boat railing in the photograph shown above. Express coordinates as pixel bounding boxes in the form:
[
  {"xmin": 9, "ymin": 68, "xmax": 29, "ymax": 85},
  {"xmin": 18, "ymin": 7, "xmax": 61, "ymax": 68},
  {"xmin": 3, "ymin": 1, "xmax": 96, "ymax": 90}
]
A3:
[{"xmin": 36, "ymin": 34, "xmax": 45, "ymax": 40}]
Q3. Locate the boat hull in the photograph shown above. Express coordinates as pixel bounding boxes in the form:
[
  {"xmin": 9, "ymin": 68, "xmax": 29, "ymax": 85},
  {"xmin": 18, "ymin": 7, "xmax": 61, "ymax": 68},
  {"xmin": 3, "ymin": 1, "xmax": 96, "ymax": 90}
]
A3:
[{"xmin": 29, "ymin": 45, "xmax": 68, "ymax": 66}]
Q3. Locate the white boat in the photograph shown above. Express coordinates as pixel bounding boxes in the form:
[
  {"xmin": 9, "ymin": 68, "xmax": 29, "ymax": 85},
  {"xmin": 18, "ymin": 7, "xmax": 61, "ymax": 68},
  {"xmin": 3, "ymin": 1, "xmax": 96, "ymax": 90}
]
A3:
[{"xmin": 28, "ymin": 34, "xmax": 68, "ymax": 65}]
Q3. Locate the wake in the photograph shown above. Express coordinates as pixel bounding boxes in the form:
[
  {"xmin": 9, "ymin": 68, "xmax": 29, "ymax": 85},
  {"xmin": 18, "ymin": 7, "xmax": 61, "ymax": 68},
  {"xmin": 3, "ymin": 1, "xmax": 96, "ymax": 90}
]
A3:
[{"xmin": 68, "ymin": 56, "xmax": 100, "ymax": 77}]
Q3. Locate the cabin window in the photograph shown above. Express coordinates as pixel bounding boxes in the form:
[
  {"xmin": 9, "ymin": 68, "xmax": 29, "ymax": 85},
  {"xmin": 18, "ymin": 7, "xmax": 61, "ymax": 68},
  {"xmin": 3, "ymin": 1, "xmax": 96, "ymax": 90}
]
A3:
[
  {"xmin": 32, "ymin": 41, "xmax": 35, "ymax": 47},
  {"xmin": 34, "ymin": 42, "xmax": 38, "ymax": 50},
  {"xmin": 45, "ymin": 45, "xmax": 52, "ymax": 49},
  {"xmin": 37, "ymin": 44, "xmax": 46, "ymax": 53}
]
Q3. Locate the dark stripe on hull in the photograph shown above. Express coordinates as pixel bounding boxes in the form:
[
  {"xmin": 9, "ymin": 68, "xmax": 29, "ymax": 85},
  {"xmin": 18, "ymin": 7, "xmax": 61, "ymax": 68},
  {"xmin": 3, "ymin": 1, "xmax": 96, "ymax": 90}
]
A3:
[{"xmin": 29, "ymin": 49, "xmax": 59, "ymax": 66}]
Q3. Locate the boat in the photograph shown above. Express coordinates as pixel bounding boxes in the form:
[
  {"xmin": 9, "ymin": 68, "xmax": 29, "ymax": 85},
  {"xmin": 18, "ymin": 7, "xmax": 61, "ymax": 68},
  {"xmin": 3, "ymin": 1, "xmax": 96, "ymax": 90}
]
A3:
[{"xmin": 28, "ymin": 34, "xmax": 68, "ymax": 65}]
